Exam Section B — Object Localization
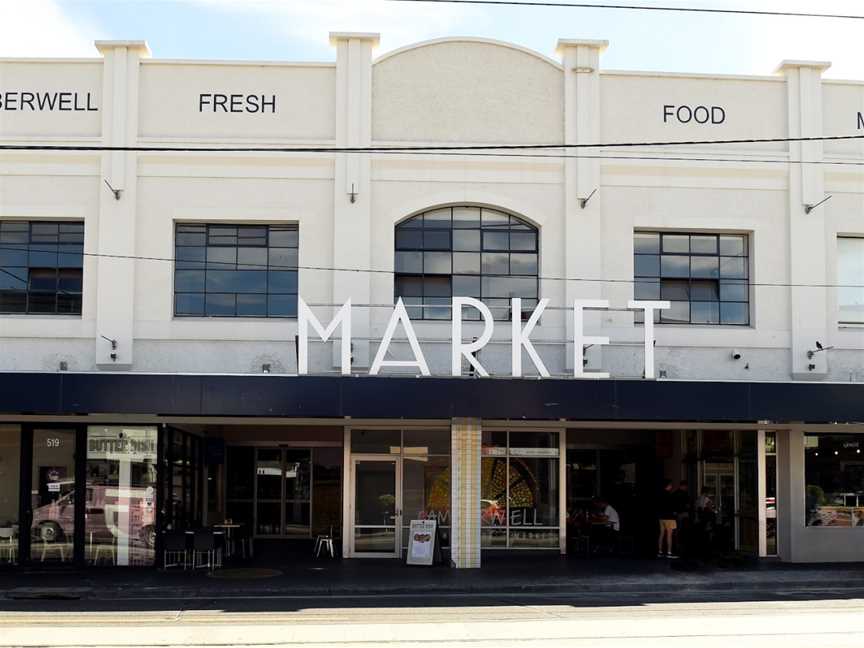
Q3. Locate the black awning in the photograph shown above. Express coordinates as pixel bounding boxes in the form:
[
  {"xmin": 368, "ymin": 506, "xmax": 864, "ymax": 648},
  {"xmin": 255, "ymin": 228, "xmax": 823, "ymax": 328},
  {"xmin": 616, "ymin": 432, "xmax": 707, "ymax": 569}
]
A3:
[{"xmin": 1, "ymin": 372, "xmax": 862, "ymax": 423}]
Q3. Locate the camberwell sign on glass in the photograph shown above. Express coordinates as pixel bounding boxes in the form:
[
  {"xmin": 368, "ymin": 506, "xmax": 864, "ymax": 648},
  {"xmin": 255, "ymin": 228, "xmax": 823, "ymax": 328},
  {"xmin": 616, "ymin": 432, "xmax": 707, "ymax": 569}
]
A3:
[{"xmin": 297, "ymin": 297, "xmax": 671, "ymax": 379}]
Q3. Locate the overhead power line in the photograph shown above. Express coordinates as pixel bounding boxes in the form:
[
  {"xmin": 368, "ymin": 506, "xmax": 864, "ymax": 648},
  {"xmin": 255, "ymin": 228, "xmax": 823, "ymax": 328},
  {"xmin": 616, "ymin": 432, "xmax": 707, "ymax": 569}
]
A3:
[
  {"xmin": 386, "ymin": 0, "xmax": 864, "ymax": 21},
  {"xmin": 372, "ymin": 150, "xmax": 864, "ymax": 166},
  {"xmin": 4, "ymin": 140, "xmax": 864, "ymax": 166},
  {"xmin": 5, "ymin": 245, "xmax": 864, "ymax": 290},
  {"xmin": 1, "ymin": 133, "xmax": 863, "ymax": 154}
]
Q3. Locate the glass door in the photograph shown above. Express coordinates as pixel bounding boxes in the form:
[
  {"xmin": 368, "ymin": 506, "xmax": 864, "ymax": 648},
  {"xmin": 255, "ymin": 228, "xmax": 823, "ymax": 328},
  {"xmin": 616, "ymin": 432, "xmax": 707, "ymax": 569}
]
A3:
[
  {"xmin": 254, "ymin": 448, "xmax": 312, "ymax": 538},
  {"xmin": 25, "ymin": 428, "xmax": 80, "ymax": 565},
  {"xmin": 351, "ymin": 457, "xmax": 400, "ymax": 557},
  {"xmin": 255, "ymin": 449, "xmax": 283, "ymax": 536},
  {"xmin": 735, "ymin": 431, "xmax": 759, "ymax": 554}
]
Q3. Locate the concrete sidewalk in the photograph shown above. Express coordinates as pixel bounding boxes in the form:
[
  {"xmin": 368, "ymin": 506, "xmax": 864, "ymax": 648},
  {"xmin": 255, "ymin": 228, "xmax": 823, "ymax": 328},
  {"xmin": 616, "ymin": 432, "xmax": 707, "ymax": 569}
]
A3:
[
  {"xmin": 2, "ymin": 594, "xmax": 864, "ymax": 648},
  {"xmin": 2, "ymin": 557, "xmax": 863, "ymax": 602}
]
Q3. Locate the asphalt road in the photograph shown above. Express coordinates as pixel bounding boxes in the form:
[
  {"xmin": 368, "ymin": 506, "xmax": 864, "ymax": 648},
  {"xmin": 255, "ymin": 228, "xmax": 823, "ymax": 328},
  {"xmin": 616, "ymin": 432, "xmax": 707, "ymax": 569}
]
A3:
[{"xmin": 2, "ymin": 590, "xmax": 864, "ymax": 647}]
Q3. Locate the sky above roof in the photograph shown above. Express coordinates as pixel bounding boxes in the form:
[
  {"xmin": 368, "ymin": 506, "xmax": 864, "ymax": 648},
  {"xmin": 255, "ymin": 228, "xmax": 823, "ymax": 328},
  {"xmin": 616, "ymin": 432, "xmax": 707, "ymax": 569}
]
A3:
[{"xmin": 1, "ymin": 0, "xmax": 863, "ymax": 79}]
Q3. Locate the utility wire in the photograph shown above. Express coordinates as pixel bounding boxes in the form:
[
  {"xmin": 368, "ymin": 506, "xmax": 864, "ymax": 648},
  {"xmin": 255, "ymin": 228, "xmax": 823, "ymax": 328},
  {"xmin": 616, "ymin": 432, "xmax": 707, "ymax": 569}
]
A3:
[
  {"xmin": 5, "ymin": 245, "xmax": 864, "ymax": 290},
  {"xmin": 0, "ymin": 133, "xmax": 863, "ymax": 154},
  {"xmin": 360, "ymin": 150, "xmax": 864, "ymax": 166},
  {"xmin": 386, "ymin": 0, "xmax": 864, "ymax": 21}
]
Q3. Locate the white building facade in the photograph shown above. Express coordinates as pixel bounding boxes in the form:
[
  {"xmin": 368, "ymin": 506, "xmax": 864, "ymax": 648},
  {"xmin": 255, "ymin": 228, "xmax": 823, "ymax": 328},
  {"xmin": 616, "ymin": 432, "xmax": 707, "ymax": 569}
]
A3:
[{"xmin": 0, "ymin": 34, "xmax": 863, "ymax": 570}]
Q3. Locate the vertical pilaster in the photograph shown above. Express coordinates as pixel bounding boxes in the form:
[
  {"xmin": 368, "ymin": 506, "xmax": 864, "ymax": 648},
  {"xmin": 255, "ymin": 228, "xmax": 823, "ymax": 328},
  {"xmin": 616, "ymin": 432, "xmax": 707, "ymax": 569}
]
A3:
[
  {"xmin": 94, "ymin": 41, "xmax": 149, "ymax": 368},
  {"xmin": 330, "ymin": 33, "xmax": 378, "ymax": 369},
  {"xmin": 450, "ymin": 417, "xmax": 482, "ymax": 569},
  {"xmin": 778, "ymin": 60, "xmax": 831, "ymax": 379},
  {"xmin": 557, "ymin": 40, "xmax": 608, "ymax": 373}
]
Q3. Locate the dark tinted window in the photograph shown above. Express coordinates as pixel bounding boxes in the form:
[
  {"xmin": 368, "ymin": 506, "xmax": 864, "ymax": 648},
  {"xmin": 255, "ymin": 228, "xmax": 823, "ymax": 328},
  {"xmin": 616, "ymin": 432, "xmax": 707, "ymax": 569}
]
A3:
[
  {"xmin": 395, "ymin": 206, "xmax": 539, "ymax": 321},
  {"xmin": 0, "ymin": 221, "xmax": 84, "ymax": 315},
  {"xmin": 634, "ymin": 231, "xmax": 749, "ymax": 326},
  {"xmin": 174, "ymin": 223, "xmax": 298, "ymax": 318}
]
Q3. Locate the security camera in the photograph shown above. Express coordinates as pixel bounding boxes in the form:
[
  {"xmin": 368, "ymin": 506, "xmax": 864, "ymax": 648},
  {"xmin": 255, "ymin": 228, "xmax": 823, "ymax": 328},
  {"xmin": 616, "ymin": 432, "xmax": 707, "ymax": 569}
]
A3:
[{"xmin": 731, "ymin": 349, "xmax": 742, "ymax": 361}]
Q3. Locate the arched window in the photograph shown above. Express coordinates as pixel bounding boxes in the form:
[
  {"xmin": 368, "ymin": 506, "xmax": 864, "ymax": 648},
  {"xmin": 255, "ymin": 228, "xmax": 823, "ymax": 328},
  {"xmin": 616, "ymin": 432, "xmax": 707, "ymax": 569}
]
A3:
[{"xmin": 394, "ymin": 206, "xmax": 539, "ymax": 320}]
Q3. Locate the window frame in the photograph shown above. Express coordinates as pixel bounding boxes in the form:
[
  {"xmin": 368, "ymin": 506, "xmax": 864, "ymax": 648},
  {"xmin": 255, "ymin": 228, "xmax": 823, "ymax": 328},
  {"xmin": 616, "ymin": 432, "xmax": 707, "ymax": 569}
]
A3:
[
  {"xmin": 0, "ymin": 220, "xmax": 84, "ymax": 316},
  {"xmin": 173, "ymin": 222, "xmax": 299, "ymax": 319},
  {"xmin": 837, "ymin": 236, "xmax": 864, "ymax": 326},
  {"xmin": 633, "ymin": 230, "xmax": 751, "ymax": 327},
  {"xmin": 394, "ymin": 206, "xmax": 540, "ymax": 321}
]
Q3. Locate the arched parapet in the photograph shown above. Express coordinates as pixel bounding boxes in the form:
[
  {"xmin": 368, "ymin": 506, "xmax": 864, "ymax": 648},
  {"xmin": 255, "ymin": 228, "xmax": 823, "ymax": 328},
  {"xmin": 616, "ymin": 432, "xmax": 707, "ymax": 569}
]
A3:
[{"xmin": 372, "ymin": 38, "xmax": 564, "ymax": 144}]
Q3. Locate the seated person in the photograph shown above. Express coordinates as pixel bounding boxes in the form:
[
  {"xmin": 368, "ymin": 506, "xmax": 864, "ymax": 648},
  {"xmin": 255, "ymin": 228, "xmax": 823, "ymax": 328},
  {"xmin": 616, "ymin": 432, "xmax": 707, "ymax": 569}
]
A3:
[{"xmin": 589, "ymin": 497, "xmax": 620, "ymax": 553}]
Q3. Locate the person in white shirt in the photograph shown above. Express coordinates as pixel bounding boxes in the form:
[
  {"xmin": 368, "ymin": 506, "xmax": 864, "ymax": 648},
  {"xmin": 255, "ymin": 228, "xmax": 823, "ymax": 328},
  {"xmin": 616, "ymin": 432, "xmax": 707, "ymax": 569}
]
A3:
[
  {"xmin": 591, "ymin": 498, "xmax": 620, "ymax": 553},
  {"xmin": 602, "ymin": 501, "xmax": 620, "ymax": 532}
]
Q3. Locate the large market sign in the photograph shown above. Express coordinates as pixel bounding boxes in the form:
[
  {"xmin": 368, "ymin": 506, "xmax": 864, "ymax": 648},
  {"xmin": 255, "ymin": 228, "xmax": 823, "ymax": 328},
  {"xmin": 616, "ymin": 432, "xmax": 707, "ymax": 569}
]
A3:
[{"xmin": 297, "ymin": 297, "xmax": 670, "ymax": 380}]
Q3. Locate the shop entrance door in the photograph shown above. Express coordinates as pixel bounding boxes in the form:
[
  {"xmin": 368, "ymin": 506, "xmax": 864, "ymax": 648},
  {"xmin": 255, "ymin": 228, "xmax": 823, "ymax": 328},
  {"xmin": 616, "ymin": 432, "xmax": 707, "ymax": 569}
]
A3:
[
  {"xmin": 20, "ymin": 427, "xmax": 84, "ymax": 566},
  {"xmin": 350, "ymin": 457, "xmax": 400, "ymax": 558},
  {"xmin": 254, "ymin": 447, "xmax": 312, "ymax": 538},
  {"xmin": 734, "ymin": 431, "xmax": 759, "ymax": 554}
]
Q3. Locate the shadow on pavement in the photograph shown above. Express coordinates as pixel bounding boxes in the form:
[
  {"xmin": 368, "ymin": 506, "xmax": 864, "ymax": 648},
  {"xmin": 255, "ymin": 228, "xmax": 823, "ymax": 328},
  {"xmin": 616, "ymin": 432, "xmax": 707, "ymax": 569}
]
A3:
[{"xmin": 2, "ymin": 554, "xmax": 863, "ymax": 614}]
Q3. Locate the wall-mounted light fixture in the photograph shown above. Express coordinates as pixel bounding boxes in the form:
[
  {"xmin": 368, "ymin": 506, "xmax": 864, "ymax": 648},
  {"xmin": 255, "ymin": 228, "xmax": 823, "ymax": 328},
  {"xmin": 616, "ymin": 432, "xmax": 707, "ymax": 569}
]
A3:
[
  {"xmin": 103, "ymin": 179, "xmax": 122, "ymax": 201},
  {"xmin": 807, "ymin": 340, "xmax": 834, "ymax": 359},
  {"xmin": 100, "ymin": 335, "xmax": 118, "ymax": 361},
  {"xmin": 804, "ymin": 195, "xmax": 832, "ymax": 214},
  {"xmin": 579, "ymin": 188, "xmax": 597, "ymax": 210}
]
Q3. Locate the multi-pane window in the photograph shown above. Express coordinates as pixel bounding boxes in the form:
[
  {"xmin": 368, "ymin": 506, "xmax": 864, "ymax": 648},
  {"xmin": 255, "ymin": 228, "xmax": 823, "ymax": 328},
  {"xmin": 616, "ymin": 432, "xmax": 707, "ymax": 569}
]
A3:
[
  {"xmin": 633, "ymin": 231, "xmax": 750, "ymax": 325},
  {"xmin": 0, "ymin": 221, "xmax": 83, "ymax": 315},
  {"xmin": 174, "ymin": 223, "xmax": 298, "ymax": 318},
  {"xmin": 838, "ymin": 237, "xmax": 864, "ymax": 324},
  {"xmin": 481, "ymin": 431, "xmax": 560, "ymax": 549},
  {"xmin": 394, "ymin": 206, "xmax": 539, "ymax": 320}
]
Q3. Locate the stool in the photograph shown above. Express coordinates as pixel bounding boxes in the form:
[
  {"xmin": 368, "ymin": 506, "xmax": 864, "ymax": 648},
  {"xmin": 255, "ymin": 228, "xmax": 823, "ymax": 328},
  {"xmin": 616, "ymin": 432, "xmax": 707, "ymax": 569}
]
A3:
[
  {"xmin": 94, "ymin": 541, "xmax": 116, "ymax": 565},
  {"xmin": 313, "ymin": 526, "xmax": 335, "ymax": 559},
  {"xmin": 0, "ymin": 528, "xmax": 16, "ymax": 564},
  {"xmin": 40, "ymin": 539, "xmax": 66, "ymax": 562}
]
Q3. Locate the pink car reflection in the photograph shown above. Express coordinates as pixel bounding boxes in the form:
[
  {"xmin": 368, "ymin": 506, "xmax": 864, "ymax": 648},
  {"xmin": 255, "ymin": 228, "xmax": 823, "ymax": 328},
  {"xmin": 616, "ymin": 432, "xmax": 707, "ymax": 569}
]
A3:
[{"xmin": 32, "ymin": 483, "xmax": 156, "ymax": 548}]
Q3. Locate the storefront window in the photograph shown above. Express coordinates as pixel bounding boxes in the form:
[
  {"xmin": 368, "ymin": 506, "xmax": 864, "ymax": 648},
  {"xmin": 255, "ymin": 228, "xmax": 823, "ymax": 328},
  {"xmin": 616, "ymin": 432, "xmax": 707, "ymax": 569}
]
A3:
[
  {"xmin": 225, "ymin": 446, "xmax": 254, "ymax": 529},
  {"xmin": 765, "ymin": 431, "xmax": 777, "ymax": 555},
  {"xmin": 30, "ymin": 429, "xmax": 76, "ymax": 564},
  {"xmin": 0, "ymin": 426, "xmax": 21, "ymax": 565},
  {"xmin": 349, "ymin": 429, "xmax": 450, "ymax": 553},
  {"xmin": 401, "ymin": 430, "xmax": 451, "ymax": 550},
  {"xmin": 805, "ymin": 433, "xmax": 864, "ymax": 527},
  {"xmin": 85, "ymin": 426, "xmax": 158, "ymax": 566},
  {"xmin": 311, "ymin": 447, "xmax": 342, "ymax": 536},
  {"xmin": 481, "ymin": 430, "xmax": 560, "ymax": 549},
  {"xmin": 351, "ymin": 429, "xmax": 401, "ymax": 454},
  {"xmin": 160, "ymin": 428, "xmax": 203, "ymax": 533},
  {"xmin": 283, "ymin": 449, "xmax": 311, "ymax": 537}
]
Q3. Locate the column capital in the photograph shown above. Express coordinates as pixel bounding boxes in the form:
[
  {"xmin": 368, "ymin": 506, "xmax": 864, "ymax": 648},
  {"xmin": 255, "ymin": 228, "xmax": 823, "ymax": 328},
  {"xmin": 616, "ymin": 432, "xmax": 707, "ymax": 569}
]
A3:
[
  {"xmin": 775, "ymin": 59, "xmax": 831, "ymax": 74},
  {"xmin": 95, "ymin": 40, "xmax": 151, "ymax": 57},
  {"xmin": 556, "ymin": 39, "xmax": 609, "ymax": 54},
  {"xmin": 329, "ymin": 32, "xmax": 380, "ymax": 47}
]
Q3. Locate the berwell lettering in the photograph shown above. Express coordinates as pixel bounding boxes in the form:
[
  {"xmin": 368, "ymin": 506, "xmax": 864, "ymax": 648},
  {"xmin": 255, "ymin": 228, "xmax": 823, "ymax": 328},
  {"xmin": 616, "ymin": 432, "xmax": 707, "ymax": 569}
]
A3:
[{"xmin": 0, "ymin": 90, "xmax": 98, "ymax": 112}]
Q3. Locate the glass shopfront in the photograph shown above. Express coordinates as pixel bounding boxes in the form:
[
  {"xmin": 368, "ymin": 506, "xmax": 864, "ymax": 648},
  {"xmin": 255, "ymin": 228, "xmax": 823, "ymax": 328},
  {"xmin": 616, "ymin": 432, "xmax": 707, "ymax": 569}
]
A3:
[
  {"xmin": 0, "ymin": 426, "xmax": 20, "ymax": 566},
  {"xmin": 348, "ymin": 428, "xmax": 451, "ymax": 557},
  {"xmin": 85, "ymin": 426, "xmax": 158, "ymax": 566},
  {"xmin": 481, "ymin": 431, "xmax": 560, "ymax": 549},
  {"xmin": 225, "ymin": 445, "xmax": 344, "ymax": 540},
  {"xmin": 28, "ymin": 428, "xmax": 78, "ymax": 565},
  {"xmin": 805, "ymin": 433, "xmax": 864, "ymax": 527}
]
